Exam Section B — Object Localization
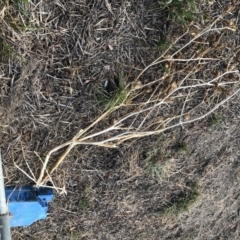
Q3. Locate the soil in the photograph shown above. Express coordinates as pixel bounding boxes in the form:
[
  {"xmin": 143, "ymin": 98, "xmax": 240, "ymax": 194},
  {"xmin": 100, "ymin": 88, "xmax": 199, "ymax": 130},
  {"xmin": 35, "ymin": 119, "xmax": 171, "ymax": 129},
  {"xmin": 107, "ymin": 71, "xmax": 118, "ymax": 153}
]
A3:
[{"xmin": 0, "ymin": 0, "xmax": 240, "ymax": 239}]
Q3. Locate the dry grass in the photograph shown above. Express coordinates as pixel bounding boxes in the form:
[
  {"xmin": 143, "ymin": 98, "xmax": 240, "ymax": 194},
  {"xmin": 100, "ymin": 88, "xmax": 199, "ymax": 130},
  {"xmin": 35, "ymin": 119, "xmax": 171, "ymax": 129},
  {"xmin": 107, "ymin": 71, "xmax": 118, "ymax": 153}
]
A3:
[
  {"xmin": 34, "ymin": 14, "xmax": 240, "ymax": 188},
  {"xmin": 1, "ymin": 2, "xmax": 239, "ymax": 189},
  {"xmin": 0, "ymin": 0, "xmax": 240, "ymax": 239}
]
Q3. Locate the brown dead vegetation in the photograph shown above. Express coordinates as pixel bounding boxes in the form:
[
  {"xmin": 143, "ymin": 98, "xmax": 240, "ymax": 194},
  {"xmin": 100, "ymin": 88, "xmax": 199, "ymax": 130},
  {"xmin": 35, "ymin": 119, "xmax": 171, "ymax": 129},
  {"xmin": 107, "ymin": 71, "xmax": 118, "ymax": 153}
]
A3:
[{"xmin": 0, "ymin": 0, "xmax": 240, "ymax": 239}]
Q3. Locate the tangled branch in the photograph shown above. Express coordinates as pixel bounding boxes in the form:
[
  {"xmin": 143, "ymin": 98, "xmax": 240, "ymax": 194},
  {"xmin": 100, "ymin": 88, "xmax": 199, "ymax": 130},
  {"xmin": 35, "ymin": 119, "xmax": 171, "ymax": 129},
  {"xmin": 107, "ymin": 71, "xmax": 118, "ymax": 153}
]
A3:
[{"xmin": 26, "ymin": 18, "xmax": 239, "ymax": 188}]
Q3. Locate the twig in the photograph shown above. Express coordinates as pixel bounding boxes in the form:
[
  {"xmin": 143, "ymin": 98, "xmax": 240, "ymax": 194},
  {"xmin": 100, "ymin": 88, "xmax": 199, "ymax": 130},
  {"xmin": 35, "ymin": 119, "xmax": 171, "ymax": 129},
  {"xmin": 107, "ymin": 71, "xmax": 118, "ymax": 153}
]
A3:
[{"xmin": 34, "ymin": 18, "xmax": 240, "ymax": 187}]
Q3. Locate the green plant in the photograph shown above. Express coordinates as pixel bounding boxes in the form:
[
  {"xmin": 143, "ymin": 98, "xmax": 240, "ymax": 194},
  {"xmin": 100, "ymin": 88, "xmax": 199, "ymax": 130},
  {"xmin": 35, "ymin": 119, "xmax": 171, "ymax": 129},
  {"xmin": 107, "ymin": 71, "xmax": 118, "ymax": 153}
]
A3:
[
  {"xmin": 79, "ymin": 197, "xmax": 89, "ymax": 211},
  {"xmin": 78, "ymin": 184, "xmax": 90, "ymax": 211},
  {"xmin": 155, "ymin": 38, "xmax": 170, "ymax": 54},
  {"xmin": 210, "ymin": 113, "xmax": 222, "ymax": 128},
  {"xmin": 0, "ymin": 38, "xmax": 16, "ymax": 59},
  {"xmin": 14, "ymin": 0, "xmax": 30, "ymax": 19},
  {"xmin": 158, "ymin": 0, "xmax": 196, "ymax": 26},
  {"xmin": 97, "ymin": 75, "xmax": 128, "ymax": 110},
  {"xmin": 164, "ymin": 186, "xmax": 200, "ymax": 216},
  {"xmin": 159, "ymin": 62, "xmax": 170, "ymax": 74},
  {"xmin": 145, "ymin": 147, "xmax": 171, "ymax": 179},
  {"xmin": 176, "ymin": 142, "xmax": 190, "ymax": 153},
  {"xmin": 0, "ymin": 0, "xmax": 31, "ymax": 31},
  {"xmin": 70, "ymin": 231, "xmax": 82, "ymax": 240},
  {"xmin": 84, "ymin": 184, "xmax": 91, "ymax": 194}
]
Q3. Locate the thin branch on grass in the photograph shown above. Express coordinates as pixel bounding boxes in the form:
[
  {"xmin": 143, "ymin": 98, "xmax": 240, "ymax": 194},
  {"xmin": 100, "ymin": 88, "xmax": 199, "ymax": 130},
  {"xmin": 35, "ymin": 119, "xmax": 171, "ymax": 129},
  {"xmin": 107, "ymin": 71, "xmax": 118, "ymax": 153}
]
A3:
[
  {"xmin": 134, "ymin": 21, "xmax": 236, "ymax": 83},
  {"xmin": 20, "ymin": 18, "xmax": 239, "ymax": 188},
  {"xmin": 37, "ymin": 77, "xmax": 240, "ymax": 186}
]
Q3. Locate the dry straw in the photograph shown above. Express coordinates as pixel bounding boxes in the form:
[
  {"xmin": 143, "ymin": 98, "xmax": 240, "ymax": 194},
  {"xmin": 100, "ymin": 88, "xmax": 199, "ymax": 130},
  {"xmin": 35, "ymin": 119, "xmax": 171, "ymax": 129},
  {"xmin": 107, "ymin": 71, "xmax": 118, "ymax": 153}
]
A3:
[{"xmin": 17, "ymin": 16, "xmax": 240, "ymax": 190}]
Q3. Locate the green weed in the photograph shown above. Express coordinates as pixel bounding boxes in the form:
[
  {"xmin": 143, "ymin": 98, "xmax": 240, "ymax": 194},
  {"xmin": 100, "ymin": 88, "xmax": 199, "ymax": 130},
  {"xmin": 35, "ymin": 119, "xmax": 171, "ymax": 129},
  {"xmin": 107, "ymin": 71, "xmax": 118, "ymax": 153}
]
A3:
[
  {"xmin": 84, "ymin": 184, "xmax": 91, "ymax": 194},
  {"xmin": 97, "ymin": 74, "xmax": 128, "ymax": 110},
  {"xmin": 0, "ymin": 0, "xmax": 31, "ymax": 31},
  {"xmin": 14, "ymin": 0, "xmax": 30, "ymax": 19},
  {"xmin": 144, "ymin": 147, "xmax": 171, "ymax": 179},
  {"xmin": 155, "ymin": 38, "xmax": 170, "ymax": 54},
  {"xmin": 175, "ymin": 142, "xmax": 190, "ymax": 153},
  {"xmin": 0, "ymin": 38, "xmax": 16, "ymax": 59},
  {"xmin": 70, "ymin": 231, "xmax": 82, "ymax": 240},
  {"xmin": 79, "ymin": 197, "xmax": 89, "ymax": 211},
  {"xmin": 159, "ymin": 62, "xmax": 170, "ymax": 74},
  {"xmin": 78, "ymin": 184, "xmax": 91, "ymax": 211},
  {"xmin": 210, "ymin": 113, "xmax": 222, "ymax": 128},
  {"xmin": 158, "ymin": 0, "xmax": 196, "ymax": 26},
  {"xmin": 164, "ymin": 186, "xmax": 200, "ymax": 216}
]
